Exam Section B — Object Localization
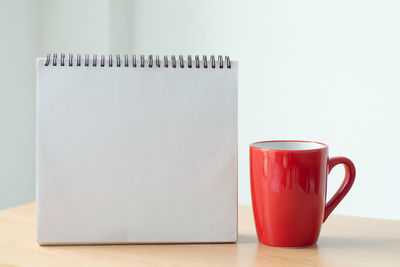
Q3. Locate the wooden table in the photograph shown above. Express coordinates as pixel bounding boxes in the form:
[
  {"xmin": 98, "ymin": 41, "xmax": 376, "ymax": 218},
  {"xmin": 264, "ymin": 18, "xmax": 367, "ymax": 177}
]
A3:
[{"xmin": 0, "ymin": 203, "xmax": 399, "ymax": 267}]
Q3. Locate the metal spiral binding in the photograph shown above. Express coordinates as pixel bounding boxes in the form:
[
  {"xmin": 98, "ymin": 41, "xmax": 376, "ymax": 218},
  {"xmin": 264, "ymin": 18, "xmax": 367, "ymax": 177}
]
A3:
[
  {"xmin": 132, "ymin": 55, "xmax": 137, "ymax": 67},
  {"xmin": 188, "ymin": 55, "xmax": 192, "ymax": 68},
  {"xmin": 53, "ymin": 53, "xmax": 57, "ymax": 66},
  {"xmin": 225, "ymin": 56, "xmax": 231, "ymax": 69},
  {"xmin": 218, "ymin": 55, "xmax": 223, "ymax": 68},
  {"xmin": 164, "ymin": 55, "xmax": 168, "ymax": 67},
  {"xmin": 109, "ymin": 55, "xmax": 113, "ymax": 67},
  {"xmin": 179, "ymin": 55, "xmax": 184, "ymax": 68},
  {"xmin": 101, "ymin": 55, "xmax": 105, "ymax": 67},
  {"xmin": 171, "ymin": 55, "xmax": 176, "ymax": 68},
  {"xmin": 93, "ymin": 54, "xmax": 97, "ymax": 67},
  {"xmin": 60, "ymin": 53, "xmax": 65, "ymax": 66},
  {"xmin": 69, "ymin": 54, "xmax": 73, "ymax": 66},
  {"xmin": 44, "ymin": 54, "xmax": 232, "ymax": 69},
  {"xmin": 85, "ymin": 54, "xmax": 89, "ymax": 67},
  {"xmin": 140, "ymin": 55, "xmax": 145, "ymax": 67},
  {"xmin": 156, "ymin": 56, "xmax": 160, "ymax": 67},
  {"xmin": 116, "ymin": 55, "xmax": 121, "ymax": 67},
  {"xmin": 124, "ymin": 55, "xmax": 129, "ymax": 67}
]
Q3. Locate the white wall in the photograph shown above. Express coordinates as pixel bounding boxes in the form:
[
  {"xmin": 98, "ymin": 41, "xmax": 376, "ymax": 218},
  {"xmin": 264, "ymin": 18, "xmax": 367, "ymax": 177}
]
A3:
[
  {"xmin": 1, "ymin": 0, "xmax": 400, "ymax": 220},
  {"xmin": 0, "ymin": 0, "xmax": 113, "ymax": 210},
  {"xmin": 128, "ymin": 0, "xmax": 400, "ymax": 220},
  {"xmin": 0, "ymin": 1, "xmax": 40, "ymax": 210},
  {"xmin": 40, "ymin": 0, "xmax": 110, "ymax": 54}
]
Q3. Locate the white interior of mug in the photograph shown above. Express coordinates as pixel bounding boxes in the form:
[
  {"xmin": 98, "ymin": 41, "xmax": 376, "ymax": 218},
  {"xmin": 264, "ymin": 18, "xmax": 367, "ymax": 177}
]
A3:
[{"xmin": 251, "ymin": 141, "xmax": 326, "ymax": 150}]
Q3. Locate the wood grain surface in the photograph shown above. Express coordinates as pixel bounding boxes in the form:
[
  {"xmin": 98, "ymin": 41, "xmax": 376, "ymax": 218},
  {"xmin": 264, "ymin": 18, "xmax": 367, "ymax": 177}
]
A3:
[{"xmin": 0, "ymin": 203, "xmax": 399, "ymax": 266}]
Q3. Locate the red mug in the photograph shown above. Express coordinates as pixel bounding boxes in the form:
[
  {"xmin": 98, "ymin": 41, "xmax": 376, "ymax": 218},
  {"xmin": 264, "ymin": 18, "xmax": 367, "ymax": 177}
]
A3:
[{"xmin": 250, "ymin": 140, "xmax": 355, "ymax": 247}]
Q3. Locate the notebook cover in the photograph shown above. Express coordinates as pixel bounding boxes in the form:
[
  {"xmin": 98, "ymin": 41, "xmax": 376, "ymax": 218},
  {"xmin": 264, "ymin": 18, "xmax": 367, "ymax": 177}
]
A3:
[{"xmin": 36, "ymin": 56, "xmax": 238, "ymax": 244}]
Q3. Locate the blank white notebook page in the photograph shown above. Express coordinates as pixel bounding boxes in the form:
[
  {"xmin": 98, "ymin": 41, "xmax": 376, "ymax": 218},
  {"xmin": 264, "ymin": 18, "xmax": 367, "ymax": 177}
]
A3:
[{"xmin": 36, "ymin": 56, "xmax": 238, "ymax": 244}]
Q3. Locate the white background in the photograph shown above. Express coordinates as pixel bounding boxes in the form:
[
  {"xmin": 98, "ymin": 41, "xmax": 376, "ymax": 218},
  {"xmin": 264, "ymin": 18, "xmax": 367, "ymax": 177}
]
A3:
[{"xmin": 1, "ymin": 0, "xmax": 400, "ymax": 220}]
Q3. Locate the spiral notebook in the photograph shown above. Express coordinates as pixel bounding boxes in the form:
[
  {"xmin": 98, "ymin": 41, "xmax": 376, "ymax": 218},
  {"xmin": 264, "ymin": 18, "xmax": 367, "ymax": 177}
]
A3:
[{"xmin": 36, "ymin": 54, "xmax": 238, "ymax": 245}]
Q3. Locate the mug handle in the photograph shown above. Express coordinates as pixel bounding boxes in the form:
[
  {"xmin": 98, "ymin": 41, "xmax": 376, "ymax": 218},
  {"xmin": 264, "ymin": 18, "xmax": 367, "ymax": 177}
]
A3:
[{"xmin": 323, "ymin": 156, "xmax": 356, "ymax": 222}]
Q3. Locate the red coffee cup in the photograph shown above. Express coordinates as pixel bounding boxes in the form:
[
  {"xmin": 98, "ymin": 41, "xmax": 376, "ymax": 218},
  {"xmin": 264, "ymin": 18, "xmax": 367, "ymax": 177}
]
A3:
[{"xmin": 250, "ymin": 140, "xmax": 355, "ymax": 247}]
